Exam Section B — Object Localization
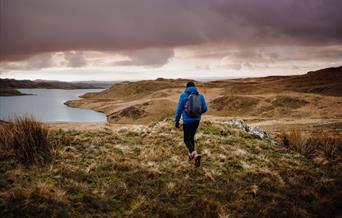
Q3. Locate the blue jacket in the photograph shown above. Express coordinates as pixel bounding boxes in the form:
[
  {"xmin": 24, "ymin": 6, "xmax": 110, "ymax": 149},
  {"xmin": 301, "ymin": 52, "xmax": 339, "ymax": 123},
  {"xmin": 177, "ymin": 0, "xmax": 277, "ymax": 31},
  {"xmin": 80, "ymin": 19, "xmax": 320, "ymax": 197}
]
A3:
[{"xmin": 175, "ymin": 86, "xmax": 208, "ymax": 124}]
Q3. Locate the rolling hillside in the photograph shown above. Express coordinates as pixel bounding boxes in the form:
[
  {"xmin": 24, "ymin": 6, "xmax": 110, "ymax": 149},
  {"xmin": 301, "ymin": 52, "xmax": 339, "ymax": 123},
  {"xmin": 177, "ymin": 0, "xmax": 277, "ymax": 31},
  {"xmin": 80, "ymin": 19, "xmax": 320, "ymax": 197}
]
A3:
[{"xmin": 65, "ymin": 66, "xmax": 342, "ymax": 132}]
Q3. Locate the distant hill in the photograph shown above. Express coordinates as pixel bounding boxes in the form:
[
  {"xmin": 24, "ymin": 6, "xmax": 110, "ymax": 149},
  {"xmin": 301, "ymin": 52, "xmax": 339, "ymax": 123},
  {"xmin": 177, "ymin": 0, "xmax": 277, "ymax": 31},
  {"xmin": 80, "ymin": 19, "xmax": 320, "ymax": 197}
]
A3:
[
  {"xmin": 306, "ymin": 66, "xmax": 342, "ymax": 80},
  {"xmin": 0, "ymin": 79, "xmax": 102, "ymax": 89},
  {"xmin": 280, "ymin": 66, "xmax": 342, "ymax": 96},
  {"xmin": 71, "ymin": 80, "xmax": 121, "ymax": 89},
  {"xmin": 204, "ymin": 66, "xmax": 342, "ymax": 97},
  {"xmin": 0, "ymin": 79, "xmax": 106, "ymax": 96},
  {"xmin": 0, "ymin": 88, "xmax": 29, "ymax": 96},
  {"xmin": 80, "ymin": 79, "xmax": 189, "ymax": 100}
]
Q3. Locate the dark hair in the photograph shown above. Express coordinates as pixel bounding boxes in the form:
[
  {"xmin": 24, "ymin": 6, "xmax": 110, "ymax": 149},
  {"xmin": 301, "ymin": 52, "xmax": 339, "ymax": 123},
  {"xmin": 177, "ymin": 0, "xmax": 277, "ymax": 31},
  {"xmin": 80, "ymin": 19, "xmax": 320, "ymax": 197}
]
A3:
[{"xmin": 186, "ymin": 81, "xmax": 195, "ymax": 88}]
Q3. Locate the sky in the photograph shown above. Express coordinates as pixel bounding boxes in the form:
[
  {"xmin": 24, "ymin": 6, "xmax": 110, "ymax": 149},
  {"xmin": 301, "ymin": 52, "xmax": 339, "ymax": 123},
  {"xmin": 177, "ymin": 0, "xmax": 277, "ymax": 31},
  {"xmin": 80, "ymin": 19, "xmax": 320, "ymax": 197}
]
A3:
[{"xmin": 0, "ymin": 0, "xmax": 341, "ymax": 81}]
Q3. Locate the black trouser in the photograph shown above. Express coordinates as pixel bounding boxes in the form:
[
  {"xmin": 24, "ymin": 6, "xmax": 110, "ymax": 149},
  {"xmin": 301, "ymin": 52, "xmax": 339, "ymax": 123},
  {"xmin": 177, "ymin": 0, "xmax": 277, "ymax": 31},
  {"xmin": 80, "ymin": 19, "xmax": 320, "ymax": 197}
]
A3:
[{"xmin": 183, "ymin": 121, "xmax": 200, "ymax": 153}]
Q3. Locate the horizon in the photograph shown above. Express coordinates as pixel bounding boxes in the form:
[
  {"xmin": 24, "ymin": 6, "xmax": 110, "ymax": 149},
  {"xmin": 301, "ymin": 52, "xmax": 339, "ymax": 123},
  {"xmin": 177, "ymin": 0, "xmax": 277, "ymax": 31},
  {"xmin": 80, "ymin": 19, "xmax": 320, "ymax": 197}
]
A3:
[
  {"xmin": 0, "ymin": 66, "xmax": 319, "ymax": 82},
  {"xmin": 0, "ymin": 76, "xmax": 247, "ymax": 83},
  {"xmin": 0, "ymin": 71, "xmax": 306, "ymax": 83},
  {"xmin": 0, "ymin": 0, "xmax": 341, "ymax": 81},
  {"xmin": 2, "ymin": 65, "xmax": 340, "ymax": 83}
]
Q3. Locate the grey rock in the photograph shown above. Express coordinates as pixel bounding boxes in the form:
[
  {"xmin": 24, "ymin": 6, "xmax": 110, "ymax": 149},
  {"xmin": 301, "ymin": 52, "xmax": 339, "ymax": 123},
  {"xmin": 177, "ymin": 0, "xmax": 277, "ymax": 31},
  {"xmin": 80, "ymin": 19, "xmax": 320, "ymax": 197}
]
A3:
[
  {"xmin": 247, "ymin": 126, "xmax": 272, "ymax": 140},
  {"xmin": 225, "ymin": 118, "xmax": 248, "ymax": 131},
  {"xmin": 226, "ymin": 118, "xmax": 272, "ymax": 140}
]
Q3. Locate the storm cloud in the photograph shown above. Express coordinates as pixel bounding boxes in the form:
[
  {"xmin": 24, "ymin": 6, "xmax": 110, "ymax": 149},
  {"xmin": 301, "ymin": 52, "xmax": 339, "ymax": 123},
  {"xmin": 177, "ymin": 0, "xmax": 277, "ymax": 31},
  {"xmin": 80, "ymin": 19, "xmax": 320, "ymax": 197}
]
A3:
[{"xmin": 0, "ymin": 0, "xmax": 341, "ymax": 63}]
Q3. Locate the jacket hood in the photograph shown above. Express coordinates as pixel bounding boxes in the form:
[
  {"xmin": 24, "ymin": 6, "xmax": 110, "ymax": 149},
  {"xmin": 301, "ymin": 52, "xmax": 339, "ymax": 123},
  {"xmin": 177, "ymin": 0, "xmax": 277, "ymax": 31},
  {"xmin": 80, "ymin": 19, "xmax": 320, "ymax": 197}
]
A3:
[{"xmin": 185, "ymin": 86, "xmax": 198, "ymax": 94}]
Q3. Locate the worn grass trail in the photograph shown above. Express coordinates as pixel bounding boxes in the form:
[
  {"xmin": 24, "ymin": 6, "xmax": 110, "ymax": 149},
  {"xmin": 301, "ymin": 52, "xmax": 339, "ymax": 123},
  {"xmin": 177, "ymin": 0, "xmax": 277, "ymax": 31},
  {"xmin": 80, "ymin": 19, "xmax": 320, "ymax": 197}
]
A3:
[{"xmin": 0, "ymin": 120, "xmax": 340, "ymax": 217}]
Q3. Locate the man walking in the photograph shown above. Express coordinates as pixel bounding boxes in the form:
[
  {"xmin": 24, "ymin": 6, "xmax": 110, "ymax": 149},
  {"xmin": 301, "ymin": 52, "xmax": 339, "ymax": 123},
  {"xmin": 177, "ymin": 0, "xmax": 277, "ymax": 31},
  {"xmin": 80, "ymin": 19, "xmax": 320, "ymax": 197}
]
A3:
[{"xmin": 175, "ymin": 81, "xmax": 208, "ymax": 167}]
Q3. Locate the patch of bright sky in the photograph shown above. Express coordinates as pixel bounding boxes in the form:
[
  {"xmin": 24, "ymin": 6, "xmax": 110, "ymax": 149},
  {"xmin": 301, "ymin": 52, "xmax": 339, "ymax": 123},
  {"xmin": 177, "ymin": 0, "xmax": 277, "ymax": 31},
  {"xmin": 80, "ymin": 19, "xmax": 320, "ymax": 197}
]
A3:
[{"xmin": 1, "ymin": 53, "xmax": 341, "ymax": 81}]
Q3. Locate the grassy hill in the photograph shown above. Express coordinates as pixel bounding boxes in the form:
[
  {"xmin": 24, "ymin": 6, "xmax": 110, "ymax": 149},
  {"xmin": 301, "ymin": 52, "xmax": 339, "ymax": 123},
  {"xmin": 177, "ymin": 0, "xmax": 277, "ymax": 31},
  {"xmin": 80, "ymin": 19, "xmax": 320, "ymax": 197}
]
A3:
[
  {"xmin": 205, "ymin": 66, "xmax": 342, "ymax": 96},
  {"xmin": 65, "ymin": 67, "xmax": 342, "ymax": 132},
  {"xmin": 0, "ymin": 119, "xmax": 341, "ymax": 217}
]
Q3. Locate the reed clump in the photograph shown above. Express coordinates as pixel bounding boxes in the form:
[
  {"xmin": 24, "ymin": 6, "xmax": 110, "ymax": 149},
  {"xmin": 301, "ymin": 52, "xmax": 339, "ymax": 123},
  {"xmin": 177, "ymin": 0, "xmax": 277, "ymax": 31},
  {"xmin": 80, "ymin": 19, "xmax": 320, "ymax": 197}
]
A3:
[
  {"xmin": 281, "ymin": 129, "xmax": 341, "ymax": 165},
  {"xmin": 0, "ymin": 116, "xmax": 50, "ymax": 164}
]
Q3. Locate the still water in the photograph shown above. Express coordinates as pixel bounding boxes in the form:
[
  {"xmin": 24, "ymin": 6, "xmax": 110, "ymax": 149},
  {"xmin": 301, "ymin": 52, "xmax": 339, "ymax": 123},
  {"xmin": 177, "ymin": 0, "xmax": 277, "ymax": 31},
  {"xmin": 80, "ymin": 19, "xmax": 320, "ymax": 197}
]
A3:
[{"xmin": 0, "ymin": 89, "xmax": 107, "ymax": 123}]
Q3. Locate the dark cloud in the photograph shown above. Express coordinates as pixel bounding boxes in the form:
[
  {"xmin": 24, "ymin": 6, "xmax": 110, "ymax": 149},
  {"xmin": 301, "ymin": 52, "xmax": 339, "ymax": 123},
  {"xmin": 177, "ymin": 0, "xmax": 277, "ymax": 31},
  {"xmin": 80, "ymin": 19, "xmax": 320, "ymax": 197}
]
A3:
[
  {"xmin": 0, "ymin": 53, "xmax": 55, "ymax": 72},
  {"xmin": 113, "ymin": 48, "xmax": 174, "ymax": 67},
  {"xmin": 221, "ymin": 45, "xmax": 342, "ymax": 70},
  {"xmin": 0, "ymin": 51, "xmax": 88, "ymax": 73},
  {"xmin": 64, "ymin": 51, "xmax": 87, "ymax": 67},
  {"xmin": 0, "ymin": 0, "xmax": 341, "ymax": 63},
  {"xmin": 28, "ymin": 53, "xmax": 54, "ymax": 69}
]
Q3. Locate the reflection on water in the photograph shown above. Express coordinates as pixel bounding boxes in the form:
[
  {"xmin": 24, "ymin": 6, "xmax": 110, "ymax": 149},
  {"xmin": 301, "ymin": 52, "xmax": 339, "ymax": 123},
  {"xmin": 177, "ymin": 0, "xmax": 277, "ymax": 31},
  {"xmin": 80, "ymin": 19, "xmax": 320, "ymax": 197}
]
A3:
[{"xmin": 0, "ymin": 89, "xmax": 107, "ymax": 123}]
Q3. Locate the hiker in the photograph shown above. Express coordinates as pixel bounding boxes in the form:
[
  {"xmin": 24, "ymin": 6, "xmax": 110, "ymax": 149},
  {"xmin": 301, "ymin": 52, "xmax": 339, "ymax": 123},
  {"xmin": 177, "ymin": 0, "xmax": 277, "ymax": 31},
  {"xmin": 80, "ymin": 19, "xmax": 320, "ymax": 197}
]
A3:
[{"xmin": 175, "ymin": 81, "xmax": 208, "ymax": 167}]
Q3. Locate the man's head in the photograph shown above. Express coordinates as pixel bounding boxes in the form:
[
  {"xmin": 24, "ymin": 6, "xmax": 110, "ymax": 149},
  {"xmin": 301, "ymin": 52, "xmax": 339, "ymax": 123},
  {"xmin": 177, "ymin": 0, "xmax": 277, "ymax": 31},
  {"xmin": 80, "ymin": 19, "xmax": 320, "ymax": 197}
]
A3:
[{"xmin": 186, "ymin": 81, "xmax": 195, "ymax": 88}]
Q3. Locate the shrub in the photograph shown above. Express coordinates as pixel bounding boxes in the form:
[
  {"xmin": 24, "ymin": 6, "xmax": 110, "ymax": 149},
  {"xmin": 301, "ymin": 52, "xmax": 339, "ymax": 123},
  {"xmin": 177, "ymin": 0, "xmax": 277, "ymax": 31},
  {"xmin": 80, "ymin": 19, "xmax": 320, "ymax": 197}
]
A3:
[
  {"xmin": 282, "ymin": 129, "xmax": 315, "ymax": 157},
  {"xmin": 311, "ymin": 133, "xmax": 342, "ymax": 163},
  {"xmin": 281, "ymin": 129, "xmax": 341, "ymax": 164},
  {"xmin": 0, "ymin": 116, "xmax": 50, "ymax": 164}
]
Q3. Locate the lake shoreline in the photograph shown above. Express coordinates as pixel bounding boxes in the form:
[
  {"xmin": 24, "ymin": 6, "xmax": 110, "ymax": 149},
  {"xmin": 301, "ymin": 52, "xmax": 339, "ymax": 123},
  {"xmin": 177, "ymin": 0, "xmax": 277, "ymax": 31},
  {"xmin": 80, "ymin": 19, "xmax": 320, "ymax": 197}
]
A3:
[
  {"xmin": 0, "ymin": 87, "xmax": 105, "ymax": 97},
  {"xmin": 0, "ymin": 89, "xmax": 107, "ymax": 123}
]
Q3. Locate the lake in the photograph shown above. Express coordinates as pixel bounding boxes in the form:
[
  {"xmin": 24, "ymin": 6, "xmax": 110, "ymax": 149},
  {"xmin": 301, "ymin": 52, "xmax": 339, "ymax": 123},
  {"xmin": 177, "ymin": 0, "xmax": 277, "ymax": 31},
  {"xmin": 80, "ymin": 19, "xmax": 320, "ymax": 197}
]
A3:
[{"xmin": 0, "ymin": 89, "xmax": 107, "ymax": 123}]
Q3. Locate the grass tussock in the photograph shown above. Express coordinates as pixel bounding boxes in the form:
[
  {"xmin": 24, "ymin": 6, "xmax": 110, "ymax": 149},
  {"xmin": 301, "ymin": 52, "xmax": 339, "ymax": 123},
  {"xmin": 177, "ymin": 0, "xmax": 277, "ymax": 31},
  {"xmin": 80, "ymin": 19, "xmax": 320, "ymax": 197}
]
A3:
[
  {"xmin": 0, "ymin": 120, "xmax": 341, "ymax": 217},
  {"xmin": 0, "ymin": 116, "xmax": 50, "ymax": 164},
  {"xmin": 281, "ymin": 129, "xmax": 342, "ymax": 165}
]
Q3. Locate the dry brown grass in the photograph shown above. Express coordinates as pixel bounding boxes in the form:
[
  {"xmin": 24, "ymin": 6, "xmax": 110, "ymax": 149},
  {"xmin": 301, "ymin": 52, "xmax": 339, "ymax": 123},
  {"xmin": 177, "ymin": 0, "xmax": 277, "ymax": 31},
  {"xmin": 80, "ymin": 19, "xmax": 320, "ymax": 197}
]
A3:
[
  {"xmin": 0, "ymin": 116, "xmax": 50, "ymax": 164},
  {"xmin": 0, "ymin": 120, "xmax": 340, "ymax": 217},
  {"xmin": 210, "ymin": 95, "xmax": 260, "ymax": 116},
  {"xmin": 281, "ymin": 129, "xmax": 342, "ymax": 165},
  {"xmin": 310, "ymin": 133, "xmax": 342, "ymax": 164}
]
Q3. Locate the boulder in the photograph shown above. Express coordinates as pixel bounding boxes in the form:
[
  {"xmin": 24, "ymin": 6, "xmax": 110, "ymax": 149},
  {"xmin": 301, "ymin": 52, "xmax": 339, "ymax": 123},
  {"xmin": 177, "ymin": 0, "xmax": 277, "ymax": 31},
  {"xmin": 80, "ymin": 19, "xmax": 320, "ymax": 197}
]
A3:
[
  {"xmin": 246, "ymin": 126, "xmax": 272, "ymax": 140},
  {"xmin": 225, "ymin": 118, "xmax": 248, "ymax": 131},
  {"xmin": 226, "ymin": 118, "xmax": 272, "ymax": 140}
]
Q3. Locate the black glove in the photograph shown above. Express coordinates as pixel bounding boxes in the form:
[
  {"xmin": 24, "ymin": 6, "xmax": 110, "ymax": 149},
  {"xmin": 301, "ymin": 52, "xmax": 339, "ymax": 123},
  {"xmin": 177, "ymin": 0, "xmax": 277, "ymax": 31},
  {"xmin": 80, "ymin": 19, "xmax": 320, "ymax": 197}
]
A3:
[{"xmin": 175, "ymin": 122, "xmax": 180, "ymax": 128}]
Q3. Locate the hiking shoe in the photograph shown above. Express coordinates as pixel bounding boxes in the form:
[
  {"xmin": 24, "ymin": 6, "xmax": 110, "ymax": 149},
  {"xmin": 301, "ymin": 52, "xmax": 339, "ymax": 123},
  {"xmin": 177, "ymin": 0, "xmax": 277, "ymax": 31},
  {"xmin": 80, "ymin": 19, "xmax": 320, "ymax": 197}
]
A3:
[
  {"xmin": 194, "ymin": 154, "xmax": 201, "ymax": 167},
  {"xmin": 188, "ymin": 151, "xmax": 196, "ymax": 161}
]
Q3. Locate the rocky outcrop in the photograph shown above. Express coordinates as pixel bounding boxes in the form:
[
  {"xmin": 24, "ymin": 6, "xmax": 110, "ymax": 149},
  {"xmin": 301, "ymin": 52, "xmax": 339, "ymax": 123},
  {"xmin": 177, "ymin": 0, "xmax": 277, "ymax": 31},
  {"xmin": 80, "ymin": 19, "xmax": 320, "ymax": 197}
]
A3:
[{"xmin": 225, "ymin": 118, "xmax": 272, "ymax": 140}]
